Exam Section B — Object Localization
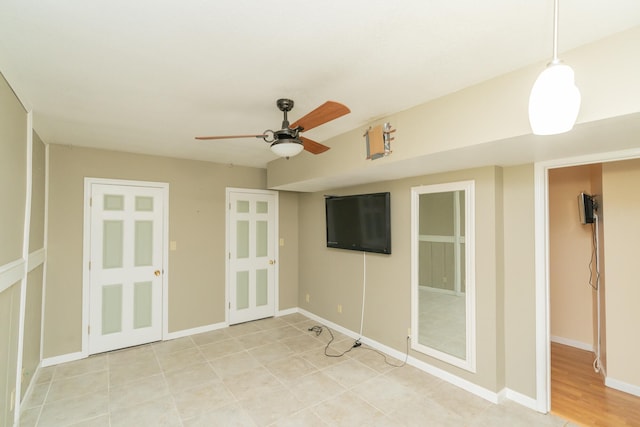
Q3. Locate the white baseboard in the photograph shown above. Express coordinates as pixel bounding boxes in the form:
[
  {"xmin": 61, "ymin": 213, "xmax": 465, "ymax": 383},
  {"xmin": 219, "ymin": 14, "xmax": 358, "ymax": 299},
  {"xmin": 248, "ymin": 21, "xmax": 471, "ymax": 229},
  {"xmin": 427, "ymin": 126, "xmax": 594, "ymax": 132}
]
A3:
[
  {"xmin": 41, "ymin": 312, "xmax": 286, "ymax": 366},
  {"xmin": 41, "ymin": 351, "xmax": 85, "ymax": 368},
  {"xmin": 168, "ymin": 309, "xmax": 299, "ymax": 339},
  {"xmin": 18, "ymin": 361, "xmax": 42, "ymax": 413},
  {"xmin": 407, "ymin": 354, "xmax": 501, "ymax": 404},
  {"xmin": 605, "ymin": 376, "xmax": 640, "ymax": 397},
  {"xmin": 42, "ymin": 323, "xmax": 230, "ymax": 367},
  {"xmin": 276, "ymin": 307, "xmax": 298, "ymax": 317},
  {"xmin": 165, "ymin": 321, "xmax": 227, "ymax": 340},
  {"xmin": 297, "ymin": 309, "xmax": 503, "ymax": 405},
  {"xmin": 550, "ymin": 335, "xmax": 593, "ymax": 352},
  {"xmin": 36, "ymin": 307, "xmax": 546, "ymax": 413},
  {"xmin": 504, "ymin": 388, "xmax": 539, "ymax": 411}
]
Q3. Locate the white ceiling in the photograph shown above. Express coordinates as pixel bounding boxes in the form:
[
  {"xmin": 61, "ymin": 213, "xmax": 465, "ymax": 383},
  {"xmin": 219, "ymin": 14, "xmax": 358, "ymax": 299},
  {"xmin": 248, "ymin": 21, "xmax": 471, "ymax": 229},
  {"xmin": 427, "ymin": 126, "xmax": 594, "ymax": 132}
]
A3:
[{"xmin": 1, "ymin": 1, "xmax": 640, "ymax": 169}]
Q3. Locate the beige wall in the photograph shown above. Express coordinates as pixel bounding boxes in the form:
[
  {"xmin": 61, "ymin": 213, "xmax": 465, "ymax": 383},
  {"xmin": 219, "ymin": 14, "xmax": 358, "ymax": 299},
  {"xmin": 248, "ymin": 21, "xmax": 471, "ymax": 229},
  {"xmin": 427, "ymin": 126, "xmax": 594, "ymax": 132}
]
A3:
[
  {"xmin": 0, "ymin": 72, "xmax": 27, "ymax": 265},
  {"xmin": 278, "ymin": 191, "xmax": 299, "ymax": 310},
  {"xmin": 494, "ymin": 167, "xmax": 505, "ymax": 391},
  {"xmin": 28, "ymin": 133, "xmax": 46, "ymax": 250},
  {"xmin": 44, "ymin": 145, "xmax": 275, "ymax": 357},
  {"xmin": 503, "ymin": 164, "xmax": 537, "ymax": 398},
  {"xmin": 548, "ymin": 165, "xmax": 599, "ymax": 347},
  {"xmin": 602, "ymin": 158, "xmax": 640, "ymax": 388},
  {"xmin": 298, "ymin": 166, "xmax": 507, "ymax": 393}
]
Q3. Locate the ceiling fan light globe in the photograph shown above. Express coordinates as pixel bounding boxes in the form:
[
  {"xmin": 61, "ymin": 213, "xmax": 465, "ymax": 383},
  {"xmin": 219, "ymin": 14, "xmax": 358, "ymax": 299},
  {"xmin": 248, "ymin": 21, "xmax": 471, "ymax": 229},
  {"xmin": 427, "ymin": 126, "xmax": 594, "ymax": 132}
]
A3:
[
  {"xmin": 529, "ymin": 63, "xmax": 581, "ymax": 135},
  {"xmin": 270, "ymin": 139, "xmax": 304, "ymax": 158}
]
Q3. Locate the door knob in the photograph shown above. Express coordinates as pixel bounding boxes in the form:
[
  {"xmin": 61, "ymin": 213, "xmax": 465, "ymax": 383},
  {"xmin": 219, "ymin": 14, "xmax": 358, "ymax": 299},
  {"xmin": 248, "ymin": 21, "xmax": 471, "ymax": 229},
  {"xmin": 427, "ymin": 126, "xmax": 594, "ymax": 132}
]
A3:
[
  {"xmin": 154, "ymin": 270, "xmax": 161, "ymax": 276},
  {"xmin": 269, "ymin": 260, "xmax": 276, "ymax": 265}
]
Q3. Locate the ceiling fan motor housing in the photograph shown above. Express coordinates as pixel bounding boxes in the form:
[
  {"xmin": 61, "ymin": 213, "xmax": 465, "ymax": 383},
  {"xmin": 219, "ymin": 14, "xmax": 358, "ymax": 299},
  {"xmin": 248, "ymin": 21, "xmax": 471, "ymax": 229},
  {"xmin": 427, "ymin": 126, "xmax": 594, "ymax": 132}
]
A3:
[
  {"xmin": 274, "ymin": 127, "xmax": 299, "ymax": 140},
  {"xmin": 276, "ymin": 98, "xmax": 294, "ymax": 112}
]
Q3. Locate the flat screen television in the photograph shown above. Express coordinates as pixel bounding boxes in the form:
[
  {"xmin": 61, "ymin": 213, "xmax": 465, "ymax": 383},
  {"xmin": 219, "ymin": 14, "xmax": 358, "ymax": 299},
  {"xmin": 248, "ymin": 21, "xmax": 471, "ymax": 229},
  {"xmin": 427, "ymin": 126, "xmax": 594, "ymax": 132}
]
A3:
[
  {"xmin": 325, "ymin": 192, "xmax": 391, "ymax": 254},
  {"xmin": 578, "ymin": 192, "xmax": 595, "ymax": 224}
]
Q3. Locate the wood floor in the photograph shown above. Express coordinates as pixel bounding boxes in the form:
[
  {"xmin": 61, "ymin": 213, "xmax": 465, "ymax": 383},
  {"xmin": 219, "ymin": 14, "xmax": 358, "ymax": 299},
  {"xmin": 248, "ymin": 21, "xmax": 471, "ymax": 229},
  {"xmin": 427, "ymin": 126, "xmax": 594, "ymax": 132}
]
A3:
[{"xmin": 551, "ymin": 342, "xmax": 640, "ymax": 426}]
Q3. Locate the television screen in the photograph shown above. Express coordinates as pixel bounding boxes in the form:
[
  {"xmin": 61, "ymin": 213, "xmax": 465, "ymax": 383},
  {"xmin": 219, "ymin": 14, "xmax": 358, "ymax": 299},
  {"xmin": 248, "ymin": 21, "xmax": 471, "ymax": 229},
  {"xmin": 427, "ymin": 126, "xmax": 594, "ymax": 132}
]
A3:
[
  {"xmin": 578, "ymin": 192, "xmax": 595, "ymax": 224},
  {"xmin": 325, "ymin": 192, "xmax": 391, "ymax": 254}
]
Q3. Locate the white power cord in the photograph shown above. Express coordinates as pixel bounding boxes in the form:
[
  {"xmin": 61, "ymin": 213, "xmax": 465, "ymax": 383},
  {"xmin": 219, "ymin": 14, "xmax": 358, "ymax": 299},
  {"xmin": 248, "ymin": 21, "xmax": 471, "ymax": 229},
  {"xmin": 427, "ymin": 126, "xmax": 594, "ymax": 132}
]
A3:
[
  {"xmin": 592, "ymin": 213, "xmax": 605, "ymax": 376},
  {"xmin": 358, "ymin": 252, "xmax": 367, "ymax": 339}
]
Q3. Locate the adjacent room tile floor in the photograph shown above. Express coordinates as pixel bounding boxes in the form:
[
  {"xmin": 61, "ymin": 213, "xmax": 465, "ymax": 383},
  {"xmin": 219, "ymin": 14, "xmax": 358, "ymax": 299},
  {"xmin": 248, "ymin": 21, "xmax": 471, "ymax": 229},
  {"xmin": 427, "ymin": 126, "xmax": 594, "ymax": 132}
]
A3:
[{"xmin": 20, "ymin": 313, "xmax": 574, "ymax": 426}]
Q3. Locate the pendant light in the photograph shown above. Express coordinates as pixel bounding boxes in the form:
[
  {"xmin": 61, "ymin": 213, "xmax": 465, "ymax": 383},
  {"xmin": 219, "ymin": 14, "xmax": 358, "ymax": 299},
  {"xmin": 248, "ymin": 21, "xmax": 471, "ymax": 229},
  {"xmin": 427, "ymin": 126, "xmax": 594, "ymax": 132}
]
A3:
[{"xmin": 528, "ymin": 0, "xmax": 581, "ymax": 135}]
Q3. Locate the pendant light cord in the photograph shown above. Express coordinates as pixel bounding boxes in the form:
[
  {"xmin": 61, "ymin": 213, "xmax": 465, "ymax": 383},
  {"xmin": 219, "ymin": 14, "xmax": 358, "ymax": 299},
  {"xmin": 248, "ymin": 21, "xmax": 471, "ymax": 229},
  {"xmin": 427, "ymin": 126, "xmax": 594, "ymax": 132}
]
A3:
[
  {"xmin": 529, "ymin": 0, "xmax": 581, "ymax": 135},
  {"xmin": 552, "ymin": 0, "xmax": 559, "ymax": 63}
]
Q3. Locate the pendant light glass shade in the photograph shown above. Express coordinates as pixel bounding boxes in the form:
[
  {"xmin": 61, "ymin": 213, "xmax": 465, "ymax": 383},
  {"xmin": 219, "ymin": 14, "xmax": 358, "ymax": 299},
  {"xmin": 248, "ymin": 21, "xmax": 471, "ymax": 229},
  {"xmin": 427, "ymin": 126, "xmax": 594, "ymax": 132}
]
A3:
[
  {"xmin": 528, "ymin": 0, "xmax": 581, "ymax": 135},
  {"xmin": 529, "ymin": 61, "xmax": 581, "ymax": 135},
  {"xmin": 270, "ymin": 139, "xmax": 304, "ymax": 158}
]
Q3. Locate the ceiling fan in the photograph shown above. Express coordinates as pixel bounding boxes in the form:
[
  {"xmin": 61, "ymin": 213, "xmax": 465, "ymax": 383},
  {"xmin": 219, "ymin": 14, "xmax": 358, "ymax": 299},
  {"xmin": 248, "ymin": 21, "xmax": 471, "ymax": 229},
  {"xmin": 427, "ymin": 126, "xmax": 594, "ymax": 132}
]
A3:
[{"xmin": 195, "ymin": 98, "xmax": 350, "ymax": 158}]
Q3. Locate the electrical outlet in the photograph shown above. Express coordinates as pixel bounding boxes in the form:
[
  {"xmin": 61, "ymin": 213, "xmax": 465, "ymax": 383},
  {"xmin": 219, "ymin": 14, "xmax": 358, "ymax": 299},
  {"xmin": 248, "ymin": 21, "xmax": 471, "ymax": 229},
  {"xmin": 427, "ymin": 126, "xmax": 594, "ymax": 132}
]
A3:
[
  {"xmin": 337, "ymin": 304, "xmax": 342, "ymax": 313},
  {"xmin": 279, "ymin": 238, "xmax": 285, "ymax": 246},
  {"xmin": 407, "ymin": 327, "xmax": 411, "ymax": 336},
  {"xmin": 305, "ymin": 293, "xmax": 310, "ymax": 303}
]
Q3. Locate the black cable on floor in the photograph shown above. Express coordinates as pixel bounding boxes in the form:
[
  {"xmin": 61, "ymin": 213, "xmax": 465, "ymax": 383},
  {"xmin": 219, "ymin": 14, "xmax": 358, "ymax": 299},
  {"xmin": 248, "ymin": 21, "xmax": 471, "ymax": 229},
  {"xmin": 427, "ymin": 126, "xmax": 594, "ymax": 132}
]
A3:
[
  {"xmin": 308, "ymin": 325, "xmax": 355, "ymax": 358},
  {"xmin": 308, "ymin": 325, "xmax": 410, "ymax": 367}
]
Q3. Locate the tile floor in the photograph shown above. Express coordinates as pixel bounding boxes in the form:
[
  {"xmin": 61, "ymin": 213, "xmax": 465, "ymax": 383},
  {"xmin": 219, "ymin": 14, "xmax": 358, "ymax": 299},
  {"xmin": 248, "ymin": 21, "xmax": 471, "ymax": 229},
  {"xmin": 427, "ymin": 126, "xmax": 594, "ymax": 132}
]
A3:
[{"xmin": 19, "ymin": 313, "xmax": 574, "ymax": 426}]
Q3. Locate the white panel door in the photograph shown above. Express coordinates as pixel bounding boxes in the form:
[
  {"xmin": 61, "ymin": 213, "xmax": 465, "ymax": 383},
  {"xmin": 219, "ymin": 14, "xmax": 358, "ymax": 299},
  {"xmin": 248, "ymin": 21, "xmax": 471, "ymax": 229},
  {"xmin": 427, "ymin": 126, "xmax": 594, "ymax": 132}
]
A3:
[
  {"xmin": 88, "ymin": 183, "xmax": 165, "ymax": 354},
  {"xmin": 228, "ymin": 190, "xmax": 277, "ymax": 325}
]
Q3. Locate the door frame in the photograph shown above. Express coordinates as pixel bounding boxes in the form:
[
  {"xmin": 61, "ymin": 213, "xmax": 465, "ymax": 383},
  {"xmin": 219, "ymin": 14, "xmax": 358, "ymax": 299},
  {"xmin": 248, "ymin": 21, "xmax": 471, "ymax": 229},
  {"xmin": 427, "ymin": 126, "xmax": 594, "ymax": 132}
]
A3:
[
  {"xmin": 82, "ymin": 177, "xmax": 169, "ymax": 356},
  {"xmin": 534, "ymin": 147, "xmax": 640, "ymax": 412},
  {"xmin": 225, "ymin": 187, "xmax": 279, "ymax": 325}
]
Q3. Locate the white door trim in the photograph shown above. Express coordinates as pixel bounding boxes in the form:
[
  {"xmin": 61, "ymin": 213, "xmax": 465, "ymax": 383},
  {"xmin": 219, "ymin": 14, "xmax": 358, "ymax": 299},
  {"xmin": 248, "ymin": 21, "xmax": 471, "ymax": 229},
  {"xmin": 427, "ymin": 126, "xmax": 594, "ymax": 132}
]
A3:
[
  {"xmin": 82, "ymin": 177, "xmax": 169, "ymax": 356},
  {"xmin": 534, "ymin": 147, "xmax": 640, "ymax": 413},
  {"xmin": 14, "ymin": 111, "xmax": 33, "ymax": 425},
  {"xmin": 225, "ymin": 187, "xmax": 279, "ymax": 325}
]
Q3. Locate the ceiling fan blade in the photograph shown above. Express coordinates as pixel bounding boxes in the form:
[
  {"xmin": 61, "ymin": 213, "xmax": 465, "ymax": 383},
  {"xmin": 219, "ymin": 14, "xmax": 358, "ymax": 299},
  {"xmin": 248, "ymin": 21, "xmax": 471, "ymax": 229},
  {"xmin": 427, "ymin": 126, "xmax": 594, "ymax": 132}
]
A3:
[
  {"xmin": 195, "ymin": 134, "xmax": 266, "ymax": 141},
  {"xmin": 289, "ymin": 101, "xmax": 350, "ymax": 132},
  {"xmin": 300, "ymin": 136, "xmax": 330, "ymax": 154}
]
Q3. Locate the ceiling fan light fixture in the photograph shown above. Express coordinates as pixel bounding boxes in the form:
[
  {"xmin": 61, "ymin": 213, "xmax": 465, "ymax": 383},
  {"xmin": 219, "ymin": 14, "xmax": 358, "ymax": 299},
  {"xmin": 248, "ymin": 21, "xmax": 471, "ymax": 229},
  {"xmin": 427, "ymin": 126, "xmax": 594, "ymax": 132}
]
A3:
[
  {"xmin": 270, "ymin": 138, "xmax": 304, "ymax": 158},
  {"xmin": 528, "ymin": 0, "xmax": 581, "ymax": 136}
]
